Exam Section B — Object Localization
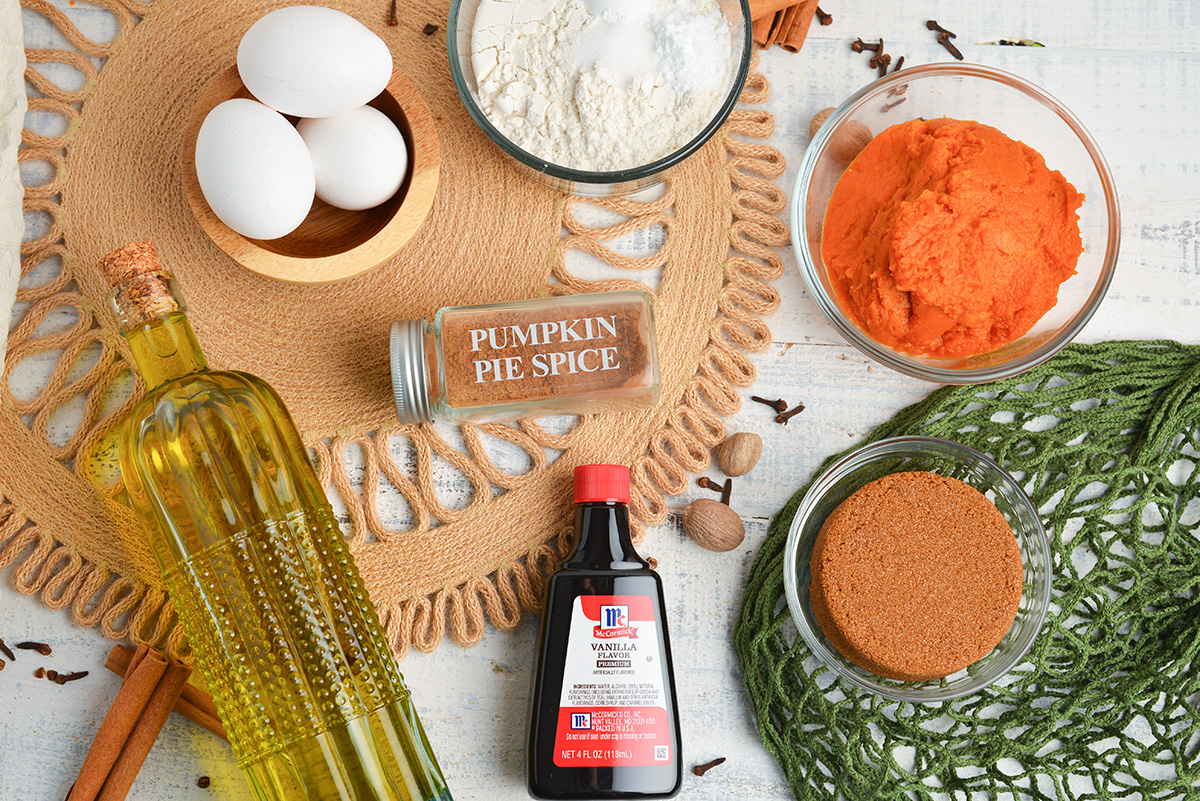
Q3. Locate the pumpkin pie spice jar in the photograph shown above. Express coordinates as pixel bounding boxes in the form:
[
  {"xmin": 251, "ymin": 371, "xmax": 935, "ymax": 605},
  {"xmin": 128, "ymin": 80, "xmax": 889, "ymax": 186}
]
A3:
[{"xmin": 390, "ymin": 291, "xmax": 659, "ymax": 424}]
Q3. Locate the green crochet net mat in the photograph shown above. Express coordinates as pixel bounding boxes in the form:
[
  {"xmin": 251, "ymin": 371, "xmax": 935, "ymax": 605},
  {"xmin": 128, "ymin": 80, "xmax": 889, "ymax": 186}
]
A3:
[{"xmin": 735, "ymin": 341, "xmax": 1200, "ymax": 801}]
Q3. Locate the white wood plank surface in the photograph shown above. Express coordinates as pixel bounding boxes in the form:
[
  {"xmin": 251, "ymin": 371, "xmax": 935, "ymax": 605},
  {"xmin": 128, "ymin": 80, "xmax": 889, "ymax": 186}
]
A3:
[{"xmin": 4, "ymin": 0, "xmax": 1200, "ymax": 799}]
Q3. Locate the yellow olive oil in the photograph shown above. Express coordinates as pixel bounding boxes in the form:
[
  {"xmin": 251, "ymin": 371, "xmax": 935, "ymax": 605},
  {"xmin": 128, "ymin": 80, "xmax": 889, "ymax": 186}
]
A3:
[{"xmin": 106, "ymin": 245, "xmax": 451, "ymax": 801}]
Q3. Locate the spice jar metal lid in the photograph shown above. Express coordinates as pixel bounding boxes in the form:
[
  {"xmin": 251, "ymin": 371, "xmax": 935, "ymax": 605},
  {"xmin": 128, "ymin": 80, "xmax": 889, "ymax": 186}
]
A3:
[{"xmin": 390, "ymin": 319, "xmax": 434, "ymax": 425}]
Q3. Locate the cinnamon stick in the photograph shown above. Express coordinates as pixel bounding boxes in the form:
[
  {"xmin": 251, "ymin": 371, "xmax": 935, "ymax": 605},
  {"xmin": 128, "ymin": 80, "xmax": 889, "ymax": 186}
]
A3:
[
  {"xmin": 752, "ymin": 13, "xmax": 777, "ymax": 48},
  {"xmin": 104, "ymin": 645, "xmax": 226, "ymax": 740},
  {"xmin": 95, "ymin": 658, "xmax": 192, "ymax": 801},
  {"xmin": 67, "ymin": 647, "xmax": 167, "ymax": 801},
  {"xmin": 747, "ymin": 0, "xmax": 795, "ymax": 20},
  {"xmin": 761, "ymin": 9, "xmax": 787, "ymax": 48},
  {"xmin": 774, "ymin": 3, "xmax": 803, "ymax": 48},
  {"xmin": 169, "ymin": 689, "xmax": 226, "ymax": 741},
  {"xmin": 779, "ymin": 0, "xmax": 821, "ymax": 52}
]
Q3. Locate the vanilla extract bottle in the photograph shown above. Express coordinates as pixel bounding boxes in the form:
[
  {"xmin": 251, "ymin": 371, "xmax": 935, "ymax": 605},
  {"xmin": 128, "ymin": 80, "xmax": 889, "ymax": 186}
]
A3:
[
  {"xmin": 103, "ymin": 242, "xmax": 451, "ymax": 801},
  {"xmin": 528, "ymin": 465, "xmax": 682, "ymax": 799}
]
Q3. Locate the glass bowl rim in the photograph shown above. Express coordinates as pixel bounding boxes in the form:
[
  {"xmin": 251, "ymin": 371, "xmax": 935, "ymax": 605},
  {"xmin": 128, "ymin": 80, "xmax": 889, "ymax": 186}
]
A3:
[
  {"xmin": 782, "ymin": 434, "xmax": 1053, "ymax": 703},
  {"xmin": 447, "ymin": 0, "xmax": 753, "ymax": 185},
  {"xmin": 791, "ymin": 62, "xmax": 1122, "ymax": 384}
]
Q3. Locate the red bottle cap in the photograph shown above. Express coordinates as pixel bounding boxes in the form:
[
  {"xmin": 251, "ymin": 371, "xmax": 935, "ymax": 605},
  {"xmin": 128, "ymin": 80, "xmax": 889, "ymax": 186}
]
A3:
[{"xmin": 574, "ymin": 464, "xmax": 630, "ymax": 505}]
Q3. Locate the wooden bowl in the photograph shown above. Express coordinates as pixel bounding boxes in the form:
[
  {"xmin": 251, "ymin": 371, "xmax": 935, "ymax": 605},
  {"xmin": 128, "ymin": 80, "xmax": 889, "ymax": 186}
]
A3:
[{"xmin": 181, "ymin": 65, "xmax": 440, "ymax": 285}]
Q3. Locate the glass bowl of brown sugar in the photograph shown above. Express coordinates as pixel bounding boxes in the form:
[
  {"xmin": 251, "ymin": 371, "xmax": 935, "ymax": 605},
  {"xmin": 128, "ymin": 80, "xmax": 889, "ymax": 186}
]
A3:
[{"xmin": 783, "ymin": 436, "xmax": 1052, "ymax": 703}]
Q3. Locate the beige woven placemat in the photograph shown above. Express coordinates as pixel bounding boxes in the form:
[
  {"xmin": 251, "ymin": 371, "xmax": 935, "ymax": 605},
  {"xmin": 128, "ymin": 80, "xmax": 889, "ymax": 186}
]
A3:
[{"xmin": 3, "ymin": 0, "xmax": 787, "ymax": 657}]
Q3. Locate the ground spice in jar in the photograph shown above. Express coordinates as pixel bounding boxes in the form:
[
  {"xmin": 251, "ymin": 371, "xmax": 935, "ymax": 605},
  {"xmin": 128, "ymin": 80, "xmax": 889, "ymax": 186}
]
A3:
[
  {"xmin": 391, "ymin": 291, "xmax": 659, "ymax": 424},
  {"xmin": 809, "ymin": 470, "xmax": 1023, "ymax": 681}
]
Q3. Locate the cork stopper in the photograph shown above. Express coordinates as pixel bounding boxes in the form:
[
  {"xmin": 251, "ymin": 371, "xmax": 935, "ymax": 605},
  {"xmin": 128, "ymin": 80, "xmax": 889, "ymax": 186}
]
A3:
[
  {"xmin": 97, "ymin": 241, "xmax": 164, "ymax": 285},
  {"xmin": 100, "ymin": 241, "xmax": 182, "ymax": 327}
]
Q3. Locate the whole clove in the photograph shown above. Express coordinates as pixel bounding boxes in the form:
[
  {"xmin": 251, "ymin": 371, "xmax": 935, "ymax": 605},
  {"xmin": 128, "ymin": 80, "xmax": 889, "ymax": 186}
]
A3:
[
  {"xmin": 750, "ymin": 396, "xmax": 788, "ymax": 414},
  {"xmin": 938, "ymin": 32, "xmax": 964, "ymax": 60},
  {"xmin": 693, "ymin": 757, "xmax": 727, "ymax": 776},
  {"xmin": 35, "ymin": 667, "xmax": 45, "ymax": 678},
  {"xmin": 853, "ymin": 36, "xmax": 896, "ymax": 79},
  {"xmin": 54, "ymin": 670, "xmax": 89, "ymax": 685},
  {"xmin": 775, "ymin": 404, "xmax": 806, "ymax": 425},
  {"xmin": 892, "ymin": 55, "xmax": 905, "ymax": 73},
  {"xmin": 926, "ymin": 20, "xmax": 956, "ymax": 38},
  {"xmin": 16, "ymin": 641, "xmax": 51, "ymax": 656},
  {"xmin": 386, "ymin": 0, "xmax": 398, "ymax": 26},
  {"xmin": 0, "ymin": 638, "xmax": 14, "ymax": 661},
  {"xmin": 815, "ymin": 6, "xmax": 832, "ymax": 26},
  {"xmin": 198, "ymin": 776, "xmax": 211, "ymax": 789},
  {"xmin": 697, "ymin": 477, "xmax": 733, "ymax": 505}
]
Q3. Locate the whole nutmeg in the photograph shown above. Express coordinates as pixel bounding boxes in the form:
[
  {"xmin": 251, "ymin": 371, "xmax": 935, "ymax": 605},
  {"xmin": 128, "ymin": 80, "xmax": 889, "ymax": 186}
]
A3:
[
  {"xmin": 808, "ymin": 107, "xmax": 873, "ymax": 163},
  {"xmin": 807, "ymin": 107, "xmax": 835, "ymax": 138},
  {"xmin": 717, "ymin": 432, "xmax": 762, "ymax": 477},
  {"xmin": 682, "ymin": 499, "xmax": 745, "ymax": 552}
]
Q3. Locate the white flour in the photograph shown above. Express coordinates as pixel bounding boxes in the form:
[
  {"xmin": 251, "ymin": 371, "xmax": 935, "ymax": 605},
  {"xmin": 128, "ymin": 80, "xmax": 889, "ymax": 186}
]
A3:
[{"xmin": 470, "ymin": 0, "xmax": 734, "ymax": 172}]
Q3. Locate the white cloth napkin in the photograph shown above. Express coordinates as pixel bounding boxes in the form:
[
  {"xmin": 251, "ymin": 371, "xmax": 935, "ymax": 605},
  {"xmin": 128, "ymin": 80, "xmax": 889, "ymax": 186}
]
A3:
[{"xmin": 0, "ymin": 0, "xmax": 26, "ymax": 377}]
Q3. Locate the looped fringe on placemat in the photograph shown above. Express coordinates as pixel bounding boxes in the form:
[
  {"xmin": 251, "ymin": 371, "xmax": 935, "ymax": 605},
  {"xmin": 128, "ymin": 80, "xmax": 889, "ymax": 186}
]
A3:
[{"xmin": 5, "ymin": 0, "xmax": 788, "ymax": 658}]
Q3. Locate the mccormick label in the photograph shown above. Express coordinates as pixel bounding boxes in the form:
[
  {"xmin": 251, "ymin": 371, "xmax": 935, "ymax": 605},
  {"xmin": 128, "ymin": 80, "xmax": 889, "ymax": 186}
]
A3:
[{"xmin": 553, "ymin": 595, "xmax": 671, "ymax": 768}]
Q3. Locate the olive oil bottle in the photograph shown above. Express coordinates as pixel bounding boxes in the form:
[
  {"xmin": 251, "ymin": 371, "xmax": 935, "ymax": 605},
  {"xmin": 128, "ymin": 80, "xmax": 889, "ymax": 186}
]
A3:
[{"xmin": 103, "ymin": 242, "xmax": 451, "ymax": 801}]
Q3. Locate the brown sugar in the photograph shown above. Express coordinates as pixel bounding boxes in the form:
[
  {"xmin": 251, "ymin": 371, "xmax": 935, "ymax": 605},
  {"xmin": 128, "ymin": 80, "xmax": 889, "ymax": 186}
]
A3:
[{"xmin": 809, "ymin": 470, "xmax": 1023, "ymax": 681}]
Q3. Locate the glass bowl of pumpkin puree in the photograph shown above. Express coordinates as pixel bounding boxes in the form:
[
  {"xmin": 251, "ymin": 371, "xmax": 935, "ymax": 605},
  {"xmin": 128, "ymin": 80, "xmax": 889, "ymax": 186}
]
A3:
[{"xmin": 793, "ymin": 63, "xmax": 1120, "ymax": 383}]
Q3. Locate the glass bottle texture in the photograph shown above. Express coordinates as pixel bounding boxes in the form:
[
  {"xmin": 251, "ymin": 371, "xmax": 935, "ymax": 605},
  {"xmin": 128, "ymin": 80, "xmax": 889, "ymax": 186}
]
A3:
[
  {"xmin": 527, "ymin": 464, "xmax": 682, "ymax": 799},
  {"xmin": 104, "ymin": 242, "xmax": 451, "ymax": 801}
]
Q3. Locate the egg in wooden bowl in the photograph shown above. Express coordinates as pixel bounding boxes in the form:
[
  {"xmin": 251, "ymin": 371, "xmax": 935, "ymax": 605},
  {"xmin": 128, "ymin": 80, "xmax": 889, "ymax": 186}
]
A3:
[{"xmin": 181, "ymin": 8, "xmax": 439, "ymax": 285}]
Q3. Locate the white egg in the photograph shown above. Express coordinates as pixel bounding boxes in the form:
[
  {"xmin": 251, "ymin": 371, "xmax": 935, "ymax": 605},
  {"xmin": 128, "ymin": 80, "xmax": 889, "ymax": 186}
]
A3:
[
  {"xmin": 297, "ymin": 106, "xmax": 409, "ymax": 211},
  {"xmin": 195, "ymin": 99, "xmax": 315, "ymax": 240},
  {"xmin": 237, "ymin": 6, "xmax": 392, "ymax": 118}
]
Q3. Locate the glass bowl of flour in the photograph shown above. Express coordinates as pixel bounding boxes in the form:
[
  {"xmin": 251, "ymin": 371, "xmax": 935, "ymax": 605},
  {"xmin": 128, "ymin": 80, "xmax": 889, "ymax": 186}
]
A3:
[{"xmin": 449, "ymin": 0, "xmax": 752, "ymax": 197}]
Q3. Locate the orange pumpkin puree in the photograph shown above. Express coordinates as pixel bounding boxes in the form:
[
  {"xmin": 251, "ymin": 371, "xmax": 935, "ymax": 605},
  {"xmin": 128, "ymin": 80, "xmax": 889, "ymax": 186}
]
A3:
[{"xmin": 822, "ymin": 118, "xmax": 1084, "ymax": 358}]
